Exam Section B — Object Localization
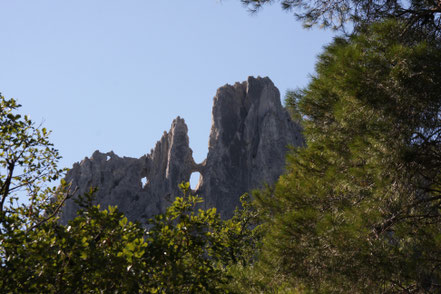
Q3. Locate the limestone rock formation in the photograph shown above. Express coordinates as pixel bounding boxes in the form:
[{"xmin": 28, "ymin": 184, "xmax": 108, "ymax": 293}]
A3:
[
  {"xmin": 61, "ymin": 77, "xmax": 303, "ymax": 223},
  {"xmin": 198, "ymin": 76, "xmax": 303, "ymax": 217},
  {"xmin": 60, "ymin": 117, "xmax": 199, "ymax": 224}
]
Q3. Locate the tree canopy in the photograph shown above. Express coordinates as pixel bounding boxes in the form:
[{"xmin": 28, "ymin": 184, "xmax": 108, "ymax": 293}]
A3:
[
  {"xmin": 249, "ymin": 20, "xmax": 441, "ymax": 293},
  {"xmin": 242, "ymin": 0, "xmax": 441, "ymax": 37}
]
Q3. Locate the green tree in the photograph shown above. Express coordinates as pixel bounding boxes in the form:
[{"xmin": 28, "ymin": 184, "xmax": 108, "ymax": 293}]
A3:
[
  {"xmin": 143, "ymin": 182, "xmax": 260, "ymax": 293},
  {"xmin": 1, "ymin": 188, "xmax": 146, "ymax": 293},
  {"xmin": 0, "ymin": 95, "xmax": 65, "ymax": 232},
  {"xmin": 252, "ymin": 20, "xmax": 441, "ymax": 293},
  {"xmin": 0, "ymin": 95, "xmax": 70, "ymax": 289}
]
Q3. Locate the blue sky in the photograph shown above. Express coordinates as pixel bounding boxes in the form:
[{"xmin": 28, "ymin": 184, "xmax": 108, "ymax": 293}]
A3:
[{"xmin": 0, "ymin": 0, "xmax": 334, "ymax": 185}]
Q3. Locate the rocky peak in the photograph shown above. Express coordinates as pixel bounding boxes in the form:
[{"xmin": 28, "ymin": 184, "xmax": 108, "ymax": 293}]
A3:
[
  {"xmin": 60, "ymin": 117, "xmax": 197, "ymax": 224},
  {"xmin": 199, "ymin": 76, "xmax": 303, "ymax": 217},
  {"xmin": 61, "ymin": 77, "xmax": 303, "ymax": 223}
]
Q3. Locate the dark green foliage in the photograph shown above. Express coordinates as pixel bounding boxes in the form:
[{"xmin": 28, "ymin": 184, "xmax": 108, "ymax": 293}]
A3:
[
  {"xmin": 1, "ymin": 188, "xmax": 146, "ymax": 293},
  {"xmin": 144, "ymin": 183, "xmax": 229, "ymax": 292},
  {"xmin": 242, "ymin": 0, "xmax": 441, "ymax": 37},
  {"xmin": 252, "ymin": 20, "xmax": 441, "ymax": 293},
  {"xmin": 1, "ymin": 183, "xmax": 258, "ymax": 293},
  {"xmin": 143, "ymin": 183, "xmax": 260, "ymax": 293}
]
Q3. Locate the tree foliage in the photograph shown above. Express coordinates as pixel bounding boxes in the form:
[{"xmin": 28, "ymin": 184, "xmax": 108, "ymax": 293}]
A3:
[
  {"xmin": 143, "ymin": 183, "xmax": 260, "ymax": 293},
  {"xmin": 1, "ymin": 188, "xmax": 146, "ymax": 293},
  {"xmin": 242, "ymin": 0, "xmax": 441, "ymax": 36},
  {"xmin": 1, "ymin": 184, "xmax": 258, "ymax": 293},
  {"xmin": 252, "ymin": 20, "xmax": 441, "ymax": 293},
  {"xmin": 0, "ymin": 95, "xmax": 65, "ymax": 233}
]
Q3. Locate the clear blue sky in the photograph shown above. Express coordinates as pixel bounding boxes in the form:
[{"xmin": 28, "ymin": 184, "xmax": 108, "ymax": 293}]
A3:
[{"xmin": 0, "ymin": 0, "xmax": 334, "ymax": 181}]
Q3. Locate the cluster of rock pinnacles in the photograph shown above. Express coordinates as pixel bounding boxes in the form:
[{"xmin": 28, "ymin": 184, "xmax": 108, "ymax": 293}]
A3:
[{"xmin": 60, "ymin": 77, "xmax": 303, "ymax": 224}]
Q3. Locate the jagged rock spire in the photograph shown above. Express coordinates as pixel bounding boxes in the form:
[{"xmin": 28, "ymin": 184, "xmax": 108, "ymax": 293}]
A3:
[
  {"xmin": 61, "ymin": 77, "xmax": 303, "ymax": 223},
  {"xmin": 197, "ymin": 76, "xmax": 303, "ymax": 217},
  {"xmin": 60, "ymin": 117, "xmax": 197, "ymax": 224}
]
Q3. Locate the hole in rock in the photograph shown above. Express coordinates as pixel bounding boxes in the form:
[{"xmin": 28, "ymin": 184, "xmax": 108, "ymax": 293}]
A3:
[
  {"xmin": 140, "ymin": 176, "xmax": 148, "ymax": 188},
  {"xmin": 189, "ymin": 172, "xmax": 201, "ymax": 190},
  {"xmin": 106, "ymin": 155, "xmax": 111, "ymax": 161}
]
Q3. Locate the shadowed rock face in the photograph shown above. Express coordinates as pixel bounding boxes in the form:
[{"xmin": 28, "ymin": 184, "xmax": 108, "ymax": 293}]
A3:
[
  {"xmin": 60, "ymin": 77, "xmax": 303, "ymax": 224},
  {"xmin": 199, "ymin": 76, "xmax": 303, "ymax": 217}
]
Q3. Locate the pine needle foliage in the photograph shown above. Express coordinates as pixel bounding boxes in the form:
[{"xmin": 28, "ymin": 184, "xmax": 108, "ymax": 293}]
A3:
[
  {"xmin": 242, "ymin": 0, "xmax": 441, "ymax": 37},
  {"xmin": 255, "ymin": 20, "xmax": 441, "ymax": 293}
]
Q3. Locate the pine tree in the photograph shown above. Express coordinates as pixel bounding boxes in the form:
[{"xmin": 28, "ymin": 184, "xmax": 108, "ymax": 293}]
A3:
[{"xmin": 255, "ymin": 20, "xmax": 441, "ymax": 293}]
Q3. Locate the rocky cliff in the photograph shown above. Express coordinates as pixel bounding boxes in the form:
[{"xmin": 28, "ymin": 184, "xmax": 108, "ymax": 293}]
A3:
[{"xmin": 60, "ymin": 76, "xmax": 303, "ymax": 224}]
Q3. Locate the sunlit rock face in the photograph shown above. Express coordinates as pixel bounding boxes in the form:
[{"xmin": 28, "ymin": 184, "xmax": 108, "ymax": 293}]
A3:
[
  {"xmin": 60, "ymin": 117, "xmax": 198, "ymax": 224},
  {"xmin": 60, "ymin": 77, "xmax": 303, "ymax": 224}
]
